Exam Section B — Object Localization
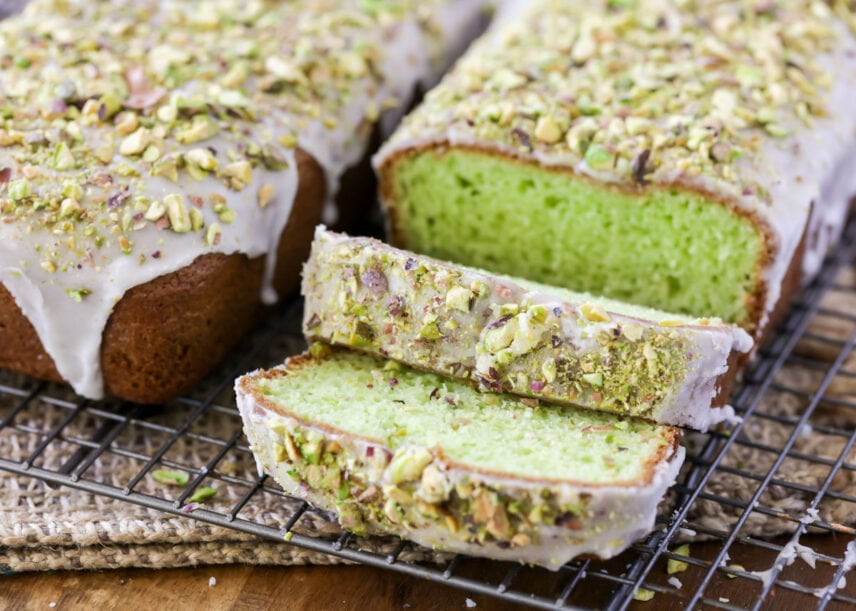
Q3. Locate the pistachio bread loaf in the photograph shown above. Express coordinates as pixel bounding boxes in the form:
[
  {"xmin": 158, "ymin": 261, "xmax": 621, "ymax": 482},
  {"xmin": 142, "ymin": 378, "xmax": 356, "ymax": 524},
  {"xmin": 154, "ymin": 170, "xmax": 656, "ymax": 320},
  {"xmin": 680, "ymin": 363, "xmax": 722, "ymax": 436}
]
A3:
[
  {"xmin": 303, "ymin": 228, "xmax": 753, "ymax": 429},
  {"xmin": 376, "ymin": 0, "xmax": 856, "ymax": 340},
  {"xmin": 235, "ymin": 346, "xmax": 684, "ymax": 568},
  {"xmin": 0, "ymin": 0, "xmax": 488, "ymax": 402}
]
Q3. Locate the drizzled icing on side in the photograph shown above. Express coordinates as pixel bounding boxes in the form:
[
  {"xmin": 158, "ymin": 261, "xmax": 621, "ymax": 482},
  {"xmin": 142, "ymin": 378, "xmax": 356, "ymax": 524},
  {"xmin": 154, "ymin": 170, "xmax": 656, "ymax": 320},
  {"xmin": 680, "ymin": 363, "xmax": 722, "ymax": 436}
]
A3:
[
  {"xmin": 377, "ymin": 0, "xmax": 856, "ymax": 336},
  {"xmin": 0, "ymin": 0, "xmax": 489, "ymax": 398}
]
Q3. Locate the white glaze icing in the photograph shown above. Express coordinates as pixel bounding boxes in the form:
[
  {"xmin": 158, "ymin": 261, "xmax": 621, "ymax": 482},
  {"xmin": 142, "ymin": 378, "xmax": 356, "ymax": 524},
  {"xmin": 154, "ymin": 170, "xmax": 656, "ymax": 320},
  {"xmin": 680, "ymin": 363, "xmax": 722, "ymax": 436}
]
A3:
[
  {"xmin": 235, "ymin": 368, "xmax": 685, "ymax": 570},
  {"xmin": 752, "ymin": 538, "xmax": 821, "ymax": 588},
  {"xmin": 0, "ymin": 0, "xmax": 489, "ymax": 399},
  {"xmin": 811, "ymin": 554, "xmax": 854, "ymax": 598}
]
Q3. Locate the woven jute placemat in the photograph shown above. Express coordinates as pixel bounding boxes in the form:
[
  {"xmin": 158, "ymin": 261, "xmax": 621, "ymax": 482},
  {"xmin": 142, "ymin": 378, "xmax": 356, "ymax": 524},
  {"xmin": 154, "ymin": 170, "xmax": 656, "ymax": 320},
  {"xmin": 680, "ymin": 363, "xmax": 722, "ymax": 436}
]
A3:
[{"xmin": 1, "ymin": 265, "xmax": 854, "ymax": 573}]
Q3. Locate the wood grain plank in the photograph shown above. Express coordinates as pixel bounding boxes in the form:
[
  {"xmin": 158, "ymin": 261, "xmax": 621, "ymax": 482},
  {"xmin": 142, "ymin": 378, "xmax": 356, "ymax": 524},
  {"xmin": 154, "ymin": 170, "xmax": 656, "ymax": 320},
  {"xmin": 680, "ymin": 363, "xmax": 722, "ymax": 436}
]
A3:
[{"xmin": 0, "ymin": 565, "xmax": 526, "ymax": 610}]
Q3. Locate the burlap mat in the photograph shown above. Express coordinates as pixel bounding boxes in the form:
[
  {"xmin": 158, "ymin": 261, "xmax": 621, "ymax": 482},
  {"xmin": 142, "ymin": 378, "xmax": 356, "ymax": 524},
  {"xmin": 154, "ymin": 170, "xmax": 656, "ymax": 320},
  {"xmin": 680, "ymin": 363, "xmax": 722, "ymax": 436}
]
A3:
[{"xmin": 1, "ymin": 265, "xmax": 854, "ymax": 573}]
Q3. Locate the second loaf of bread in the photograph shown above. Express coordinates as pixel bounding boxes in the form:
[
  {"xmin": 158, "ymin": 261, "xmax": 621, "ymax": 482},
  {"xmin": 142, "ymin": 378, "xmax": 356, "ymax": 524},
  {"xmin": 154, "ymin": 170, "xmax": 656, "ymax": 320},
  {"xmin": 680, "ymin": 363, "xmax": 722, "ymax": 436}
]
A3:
[{"xmin": 0, "ymin": 0, "xmax": 488, "ymax": 402}]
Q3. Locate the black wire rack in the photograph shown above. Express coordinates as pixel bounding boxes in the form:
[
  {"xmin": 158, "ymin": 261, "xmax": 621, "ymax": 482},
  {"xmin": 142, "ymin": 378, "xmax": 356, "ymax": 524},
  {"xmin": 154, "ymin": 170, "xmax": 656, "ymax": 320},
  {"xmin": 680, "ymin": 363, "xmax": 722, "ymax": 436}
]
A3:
[{"xmin": 2, "ymin": 221, "xmax": 856, "ymax": 609}]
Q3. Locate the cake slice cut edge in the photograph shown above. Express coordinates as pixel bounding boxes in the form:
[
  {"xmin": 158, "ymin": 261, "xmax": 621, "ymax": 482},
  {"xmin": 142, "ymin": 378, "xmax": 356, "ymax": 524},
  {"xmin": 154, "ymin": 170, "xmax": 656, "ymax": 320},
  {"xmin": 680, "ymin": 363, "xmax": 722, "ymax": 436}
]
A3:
[
  {"xmin": 302, "ymin": 227, "xmax": 753, "ymax": 430},
  {"xmin": 235, "ymin": 347, "xmax": 684, "ymax": 569}
]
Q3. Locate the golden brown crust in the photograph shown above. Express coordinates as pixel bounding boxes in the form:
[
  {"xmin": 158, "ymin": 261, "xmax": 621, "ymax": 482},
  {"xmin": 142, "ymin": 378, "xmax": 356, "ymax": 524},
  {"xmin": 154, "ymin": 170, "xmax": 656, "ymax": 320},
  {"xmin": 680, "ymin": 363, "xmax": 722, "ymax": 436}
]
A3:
[
  {"xmin": 764, "ymin": 201, "xmax": 811, "ymax": 338},
  {"xmin": 377, "ymin": 141, "xmax": 777, "ymax": 339},
  {"xmin": 711, "ymin": 349, "xmax": 742, "ymax": 409},
  {"xmin": 0, "ymin": 148, "xmax": 325, "ymax": 404},
  {"xmin": 238, "ymin": 349, "xmax": 682, "ymax": 488},
  {"xmin": 0, "ymin": 283, "xmax": 63, "ymax": 385}
]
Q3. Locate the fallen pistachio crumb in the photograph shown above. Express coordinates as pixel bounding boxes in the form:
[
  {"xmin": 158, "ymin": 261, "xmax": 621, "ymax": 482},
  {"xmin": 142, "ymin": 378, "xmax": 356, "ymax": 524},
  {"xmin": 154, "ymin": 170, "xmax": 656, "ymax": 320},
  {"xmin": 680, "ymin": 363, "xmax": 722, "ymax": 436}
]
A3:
[
  {"xmin": 188, "ymin": 486, "xmax": 218, "ymax": 504},
  {"xmin": 152, "ymin": 469, "xmax": 189, "ymax": 486},
  {"xmin": 633, "ymin": 588, "xmax": 655, "ymax": 602},
  {"xmin": 667, "ymin": 543, "xmax": 691, "ymax": 575},
  {"xmin": 726, "ymin": 563, "xmax": 745, "ymax": 578}
]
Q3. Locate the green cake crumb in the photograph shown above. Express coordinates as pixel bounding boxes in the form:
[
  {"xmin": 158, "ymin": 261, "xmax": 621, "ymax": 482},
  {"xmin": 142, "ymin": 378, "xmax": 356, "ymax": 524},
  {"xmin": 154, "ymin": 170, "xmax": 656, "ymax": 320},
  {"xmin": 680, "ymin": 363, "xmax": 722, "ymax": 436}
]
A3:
[{"xmin": 388, "ymin": 148, "xmax": 762, "ymax": 326}]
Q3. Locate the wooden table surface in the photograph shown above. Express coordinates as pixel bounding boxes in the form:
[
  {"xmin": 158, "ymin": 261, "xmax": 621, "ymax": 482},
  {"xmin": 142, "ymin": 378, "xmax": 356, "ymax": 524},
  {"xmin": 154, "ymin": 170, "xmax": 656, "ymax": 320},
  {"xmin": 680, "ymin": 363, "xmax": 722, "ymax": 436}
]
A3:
[
  {"xmin": 2, "ymin": 564, "xmax": 527, "ymax": 611},
  {"xmin": 3, "ymin": 535, "xmax": 854, "ymax": 611}
]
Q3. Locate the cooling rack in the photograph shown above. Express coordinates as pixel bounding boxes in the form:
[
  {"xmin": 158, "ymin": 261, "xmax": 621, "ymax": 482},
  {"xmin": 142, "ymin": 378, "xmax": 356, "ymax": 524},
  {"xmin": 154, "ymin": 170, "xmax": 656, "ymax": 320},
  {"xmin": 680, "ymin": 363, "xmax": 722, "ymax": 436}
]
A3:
[{"xmin": 2, "ymin": 221, "xmax": 856, "ymax": 610}]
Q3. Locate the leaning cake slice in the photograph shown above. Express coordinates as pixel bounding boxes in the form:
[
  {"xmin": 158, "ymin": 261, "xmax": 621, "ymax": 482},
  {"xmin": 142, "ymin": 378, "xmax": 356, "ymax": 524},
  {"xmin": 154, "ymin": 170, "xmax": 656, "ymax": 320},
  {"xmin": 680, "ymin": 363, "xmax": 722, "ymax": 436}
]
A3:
[
  {"xmin": 303, "ymin": 228, "xmax": 752, "ymax": 430},
  {"xmin": 235, "ymin": 346, "xmax": 684, "ymax": 569}
]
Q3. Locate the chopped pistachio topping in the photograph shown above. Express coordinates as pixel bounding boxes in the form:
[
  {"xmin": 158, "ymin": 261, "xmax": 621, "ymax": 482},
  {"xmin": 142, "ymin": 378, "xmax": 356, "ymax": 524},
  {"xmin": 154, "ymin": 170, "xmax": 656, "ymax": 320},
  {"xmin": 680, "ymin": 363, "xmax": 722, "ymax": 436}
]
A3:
[
  {"xmin": 580, "ymin": 302, "xmax": 610, "ymax": 323},
  {"xmin": 205, "ymin": 222, "xmax": 223, "ymax": 247},
  {"xmin": 221, "ymin": 161, "xmax": 253, "ymax": 190},
  {"xmin": 175, "ymin": 116, "xmax": 220, "ymax": 145},
  {"xmin": 390, "ymin": 0, "xmax": 849, "ymax": 201},
  {"xmin": 119, "ymin": 127, "xmax": 152, "ymax": 157},
  {"xmin": 257, "ymin": 183, "xmax": 275, "ymax": 208},
  {"xmin": 165, "ymin": 194, "xmax": 191, "ymax": 233},
  {"xmin": 305, "ymin": 235, "xmax": 708, "ymax": 420},
  {"xmin": 7, "ymin": 179, "xmax": 30, "ymax": 201},
  {"xmin": 52, "ymin": 143, "xmax": 76, "ymax": 171},
  {"xmin": 0, "ymin": 0, "xmax": 451, "ymax": 275},
  {"xmin": 115, "ymin": 112, "xmax": 140, "ymax": 136},
  {"xmin": 66, "ymin": 287, "xmax": 92, "ymax": 302}
]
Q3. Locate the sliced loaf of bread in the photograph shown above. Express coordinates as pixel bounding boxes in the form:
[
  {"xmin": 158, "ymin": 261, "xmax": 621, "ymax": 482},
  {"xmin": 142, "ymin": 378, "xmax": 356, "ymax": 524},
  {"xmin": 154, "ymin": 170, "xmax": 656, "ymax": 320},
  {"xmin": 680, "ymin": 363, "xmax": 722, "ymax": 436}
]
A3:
[
  {"xmin": 376, "ymin": 0, "xmax": 856, "ymax": 341},
  {"xmin": 235, "ymin": 346, "xmax": 684, "ymax": 568},
  {"xmin": 303, "ymin": 228, "xmax": 753, "ymax": 430}
]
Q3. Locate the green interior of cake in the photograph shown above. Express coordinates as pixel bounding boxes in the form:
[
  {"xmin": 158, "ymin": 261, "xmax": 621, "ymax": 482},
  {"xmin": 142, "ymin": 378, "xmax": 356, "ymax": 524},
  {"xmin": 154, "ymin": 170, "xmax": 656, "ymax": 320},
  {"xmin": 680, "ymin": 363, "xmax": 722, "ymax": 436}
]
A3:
[
  {"xmin": 387, "ymin": 149, "xmax": 764, "ymax": 325},
  {"xmin": 254, "ymin": 349, "xmax": 675, "ymax": 484}
]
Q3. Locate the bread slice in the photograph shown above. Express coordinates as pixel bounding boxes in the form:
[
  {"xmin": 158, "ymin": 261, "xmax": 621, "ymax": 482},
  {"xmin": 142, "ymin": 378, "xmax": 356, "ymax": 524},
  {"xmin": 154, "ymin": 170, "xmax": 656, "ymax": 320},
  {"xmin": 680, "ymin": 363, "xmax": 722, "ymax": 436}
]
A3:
[
  {"xmin": 376, "ymin": 0, "xmax": 856, "ymax": 342},
  {"xmin": 303, "ymin": 228, "xmax": 753, "ymax": 430},
  {"xmin": 0, "ymin": 0, "xmax": 487, "ymax": 402},
  {"xmin": 235, "ymin": 346, "xmax": 684, "ymax": 569}
]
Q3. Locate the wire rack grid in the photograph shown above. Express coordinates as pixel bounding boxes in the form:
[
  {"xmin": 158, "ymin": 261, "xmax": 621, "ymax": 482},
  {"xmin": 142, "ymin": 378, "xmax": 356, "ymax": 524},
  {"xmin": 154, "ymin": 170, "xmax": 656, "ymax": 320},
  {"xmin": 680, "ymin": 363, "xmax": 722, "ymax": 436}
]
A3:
[{"xmin": 2, "ymin": 222, "xmax": 856, "ymax": 610}]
